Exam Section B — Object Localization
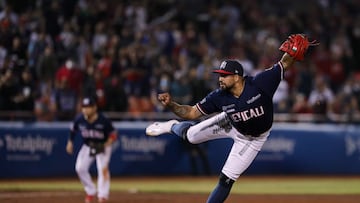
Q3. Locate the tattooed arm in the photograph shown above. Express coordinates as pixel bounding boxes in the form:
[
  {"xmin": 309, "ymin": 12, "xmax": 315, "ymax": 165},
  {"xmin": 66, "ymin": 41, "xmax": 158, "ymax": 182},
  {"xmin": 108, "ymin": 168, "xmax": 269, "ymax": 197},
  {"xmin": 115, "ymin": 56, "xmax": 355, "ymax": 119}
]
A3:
[{"xmin": 158, "ymin": 93, "xmax": 203, "ymax": 120}]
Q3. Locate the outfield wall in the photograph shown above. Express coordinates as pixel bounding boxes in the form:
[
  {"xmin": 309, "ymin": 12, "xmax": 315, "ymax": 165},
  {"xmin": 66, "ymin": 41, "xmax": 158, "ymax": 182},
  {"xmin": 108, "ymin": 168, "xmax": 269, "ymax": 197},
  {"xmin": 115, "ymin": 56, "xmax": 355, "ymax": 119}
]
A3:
[{"xmin": 1, "ymin": 122, "xmax": 360, "ymax": 178}]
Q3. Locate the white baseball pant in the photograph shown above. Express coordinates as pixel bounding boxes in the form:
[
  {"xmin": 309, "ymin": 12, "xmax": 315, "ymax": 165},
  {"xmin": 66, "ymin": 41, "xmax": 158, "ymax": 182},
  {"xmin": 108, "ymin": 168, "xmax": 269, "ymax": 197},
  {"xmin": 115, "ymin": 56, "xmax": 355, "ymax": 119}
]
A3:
[
  {"xmin": 186, "ymin": 112, "xmax": 269, "ymax": 180},
  {"xmin": 75, "ymin": 144, "xmax": 112, "ymax": 199}
]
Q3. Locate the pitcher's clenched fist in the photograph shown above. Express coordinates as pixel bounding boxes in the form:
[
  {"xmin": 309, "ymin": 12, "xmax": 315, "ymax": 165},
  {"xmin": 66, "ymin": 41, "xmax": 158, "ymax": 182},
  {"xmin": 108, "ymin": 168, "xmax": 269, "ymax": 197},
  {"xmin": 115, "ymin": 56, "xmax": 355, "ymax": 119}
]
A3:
[{"xmin": 158, "ymin": 93, "xmax": 172, "ymax": 106}]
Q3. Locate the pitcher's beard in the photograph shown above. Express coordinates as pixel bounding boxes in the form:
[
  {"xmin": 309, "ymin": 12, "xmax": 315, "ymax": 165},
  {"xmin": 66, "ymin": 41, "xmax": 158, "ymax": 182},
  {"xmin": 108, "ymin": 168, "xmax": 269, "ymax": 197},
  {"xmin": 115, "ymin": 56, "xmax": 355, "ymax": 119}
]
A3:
[
  {"xmin": 219, "ymin": 83, "xmax": 226, "ymax": 90},
  {"xmin": 219, "ymin": 83, "xmax": 229, "ymax": 90}
]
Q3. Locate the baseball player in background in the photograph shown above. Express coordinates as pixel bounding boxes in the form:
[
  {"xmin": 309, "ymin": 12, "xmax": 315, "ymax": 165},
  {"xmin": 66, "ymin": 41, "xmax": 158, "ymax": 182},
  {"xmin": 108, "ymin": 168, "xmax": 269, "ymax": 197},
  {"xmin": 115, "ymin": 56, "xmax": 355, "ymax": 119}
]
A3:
[
  {"xmin": 146, "ymin": 34, "xmax": 318, "ymax": 203},
  {"xmin": 66, "ymin": 96, "xmax": 117, "ymax": 203}
]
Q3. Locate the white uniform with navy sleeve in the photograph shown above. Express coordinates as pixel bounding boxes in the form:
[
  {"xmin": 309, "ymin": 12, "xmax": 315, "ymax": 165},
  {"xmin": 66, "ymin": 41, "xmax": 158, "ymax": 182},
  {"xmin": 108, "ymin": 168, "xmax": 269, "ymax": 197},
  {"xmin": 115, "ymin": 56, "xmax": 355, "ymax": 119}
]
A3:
[
  {"xmin": 70, "ymin": 113, "xmax": 115, "ymax": 200},
  {"xmin": 186, "ymin": 62, "xmax": 284, "ymax": 180}
]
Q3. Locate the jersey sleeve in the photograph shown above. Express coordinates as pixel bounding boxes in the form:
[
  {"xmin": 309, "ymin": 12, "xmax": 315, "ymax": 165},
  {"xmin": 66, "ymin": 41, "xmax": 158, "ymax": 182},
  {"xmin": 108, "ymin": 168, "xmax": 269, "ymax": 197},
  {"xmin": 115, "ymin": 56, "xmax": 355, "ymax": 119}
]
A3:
[
  {"xmin": 69, "ymin": 117, "xmax": 80, "ymax": 141},
  {"xmin": 252, "ymin": 62, "xmax": 284, "ymax": 97},
  {"xmin": 196, "ymin": 90, "xmax": 222, "ymax": 115},
  {"xmin": 70, "ymin": 117, "xmax": 79, "ymax": 132},
  {"xmin": 104, "ymin": 116, "xmax": 116, "ymax": 136}
]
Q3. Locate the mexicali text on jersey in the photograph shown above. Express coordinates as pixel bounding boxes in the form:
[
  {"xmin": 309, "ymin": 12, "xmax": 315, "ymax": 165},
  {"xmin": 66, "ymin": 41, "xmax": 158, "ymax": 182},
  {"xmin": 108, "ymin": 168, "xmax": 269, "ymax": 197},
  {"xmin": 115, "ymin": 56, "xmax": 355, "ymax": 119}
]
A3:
[
  {"xmin": 196, "ymin": 63, "xmax": 284, "ymax": 136},
  {"xmin": 70, "ymin": 113, "xmax": 115, "ymax": 145}
]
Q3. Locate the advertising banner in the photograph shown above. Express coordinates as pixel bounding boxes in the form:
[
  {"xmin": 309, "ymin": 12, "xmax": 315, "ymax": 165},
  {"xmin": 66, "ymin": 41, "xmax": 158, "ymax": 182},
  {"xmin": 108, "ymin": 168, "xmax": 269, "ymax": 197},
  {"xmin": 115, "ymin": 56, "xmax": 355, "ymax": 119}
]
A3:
[{"xmin": 1, "ymin": 122, "xmax": 360, "ymax": 178}]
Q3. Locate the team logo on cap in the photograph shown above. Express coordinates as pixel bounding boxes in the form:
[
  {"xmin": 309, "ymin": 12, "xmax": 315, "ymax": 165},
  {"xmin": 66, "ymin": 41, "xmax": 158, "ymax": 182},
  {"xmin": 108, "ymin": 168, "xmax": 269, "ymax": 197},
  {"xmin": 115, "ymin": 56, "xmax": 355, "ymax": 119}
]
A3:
[
  {"xmin": 83, "ymin": 98, "xmax": 90, "ymax": 105},
  {"xmin": 220, "ymin": 61, "xmax": 227, "ymax": 69}
]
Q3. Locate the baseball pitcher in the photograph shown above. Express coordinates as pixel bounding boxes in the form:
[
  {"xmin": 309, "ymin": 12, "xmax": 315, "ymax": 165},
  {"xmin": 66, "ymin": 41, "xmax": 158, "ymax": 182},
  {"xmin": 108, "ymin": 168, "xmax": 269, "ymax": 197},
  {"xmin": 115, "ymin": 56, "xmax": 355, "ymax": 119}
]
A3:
[{"xmin": 146, "ymin": 34, "xmax": 318, "ymax": 203}]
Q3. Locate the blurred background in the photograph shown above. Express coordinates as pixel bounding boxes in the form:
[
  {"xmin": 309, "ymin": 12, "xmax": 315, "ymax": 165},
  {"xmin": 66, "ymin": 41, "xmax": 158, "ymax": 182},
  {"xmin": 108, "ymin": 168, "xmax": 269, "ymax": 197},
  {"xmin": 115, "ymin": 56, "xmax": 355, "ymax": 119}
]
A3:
[
  {"xmin": 0, "ymin": 0, "xmax": 360, "ymax": 178},
  {"xmin": 0, "ymin": 0, "xmax": 359, "ymax": 123}
]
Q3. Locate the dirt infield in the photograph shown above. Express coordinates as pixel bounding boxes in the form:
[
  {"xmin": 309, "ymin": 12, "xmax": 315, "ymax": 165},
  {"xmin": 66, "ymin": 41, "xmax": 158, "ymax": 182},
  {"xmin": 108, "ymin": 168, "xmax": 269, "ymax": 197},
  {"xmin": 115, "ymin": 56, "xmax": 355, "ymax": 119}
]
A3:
[
  {"xmin": 1, "ymin": 176, "xmax": 360, "ymax": 203},
  {"xmin": 1, "ymin": 191, "xmax": 360, "ymax": 203}
]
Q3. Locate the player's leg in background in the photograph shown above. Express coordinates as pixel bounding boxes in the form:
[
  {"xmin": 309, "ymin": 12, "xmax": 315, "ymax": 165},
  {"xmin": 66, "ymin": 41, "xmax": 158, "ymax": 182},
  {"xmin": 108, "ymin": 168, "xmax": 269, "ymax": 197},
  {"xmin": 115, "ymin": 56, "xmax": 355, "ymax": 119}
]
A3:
[
  {"xmin": 173, "ymin": 112, "xmax": 230, "ymax": 144},
  {"xmin": 95, "ymin": 145, "xmax": 112, "ymax": 200},
  {"xmin": 75, "ymin": 144, "xmax": 97, "ymax": 196}
]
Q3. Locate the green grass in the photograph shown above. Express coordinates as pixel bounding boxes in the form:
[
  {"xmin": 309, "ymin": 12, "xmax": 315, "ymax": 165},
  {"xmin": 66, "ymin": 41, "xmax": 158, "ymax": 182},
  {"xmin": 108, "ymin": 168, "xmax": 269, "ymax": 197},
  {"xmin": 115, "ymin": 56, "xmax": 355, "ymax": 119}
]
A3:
[{"xmin": 1, "ymin": 177, "xmax": 360, "ymax": 195}]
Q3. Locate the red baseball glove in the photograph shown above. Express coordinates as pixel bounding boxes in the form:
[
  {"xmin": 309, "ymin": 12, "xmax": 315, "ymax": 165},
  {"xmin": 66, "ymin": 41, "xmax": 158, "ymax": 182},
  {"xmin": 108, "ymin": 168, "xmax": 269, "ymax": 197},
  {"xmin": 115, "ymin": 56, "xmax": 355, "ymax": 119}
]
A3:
[{"xmin": 279, "ymin": 34, "xmax": 319, "ymax": 60}]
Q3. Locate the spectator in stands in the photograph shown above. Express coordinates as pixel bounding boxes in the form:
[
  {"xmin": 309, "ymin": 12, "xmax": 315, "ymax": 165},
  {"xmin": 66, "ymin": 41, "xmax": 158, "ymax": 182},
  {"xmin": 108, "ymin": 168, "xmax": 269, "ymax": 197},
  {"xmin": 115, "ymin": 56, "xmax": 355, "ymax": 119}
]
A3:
[
  {"xmin": 43, "ymin": 1, "xmax": 62, "ymax": 40},
  {"xmin": 8, "ymin": 36, "xmax": 27, "ymax": 74},
  {"xmin": 0, "ymin": 43, "xmax": 7, "ymax": 70},
  {"xmin": 12, "ymin": 68, "xmax": 36, "ymax": 111},
  {"xmin": 273, "ymin": 80, "xmax": 290, "ymax": 113},
  {"xmin": 189, "ymin": 67, "xmax": 212, "ymax": 106},
  {"xmin": 291, "ymin": 93, "xmax": 313, "ymax": 114},
  {"xmin": 308, "ymin": 75, "xmax": 335, "ymax": 117},
  {"xmin": 27, "ymin": 31, "xmax": 53, "ymax": 76},
  {"xmin": 82, "ymin": 64, "xmax": 97, "ymax": 99},
  {"xmin": 0, "ymin": 6, "xmax": 18, "ymax": 51},
  {"xmin": 36, "ymin": 45, "xmax": 58, "ymax": 85},
  {"xmin": 103, "ymin": 74, "xmax": 129, "ymax": 113},
  {"xmin": 34, "ymin": 80, "xmax": 56, "ymax": 121},
  {"xmin": 52, "ymin": 77, "xmax": 79, "ymax": 121},
  {"xmin": 76, "ymin": 35, "xmax": 93, "ymax": 70},
  {"xmin": 0, "ymin": 4, "xmax": 18, "ymax": 26},
  {"xmin": 341, "ymin": 72, "xmax": 360, "ymax": 120},
  {"xmin": 92, "ymin": 21, "xmax": 108, "ymax": 58},
  {"xmin": 0, "ymin": 67, "xmax": 18, "ymax": 110},
  {"xmin": 294, "ymin": 62, "xmax": 315, "ymax": 98},
  {"xmin": 170, "ymin": 72, "xmax": 192, "ymax": 106},
  {"xmin": 97, "ymin": 48, "xmax": 113, "ymax": 79},
  {"xmin": 55, "ymin": 58, "xmax": 83, "ymax": 93},
  {"xmin": 92, "ymin": 67, "xmax": 106, "ymax": 110}
]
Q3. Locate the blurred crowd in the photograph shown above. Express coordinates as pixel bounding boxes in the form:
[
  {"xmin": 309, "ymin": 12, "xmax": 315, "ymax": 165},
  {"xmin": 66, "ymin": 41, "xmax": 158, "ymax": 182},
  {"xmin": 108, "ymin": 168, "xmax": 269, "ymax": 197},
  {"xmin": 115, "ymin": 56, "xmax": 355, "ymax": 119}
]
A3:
[{"xmin": 0, "ymin": 0, "xmax": 359, "ymax": 122}]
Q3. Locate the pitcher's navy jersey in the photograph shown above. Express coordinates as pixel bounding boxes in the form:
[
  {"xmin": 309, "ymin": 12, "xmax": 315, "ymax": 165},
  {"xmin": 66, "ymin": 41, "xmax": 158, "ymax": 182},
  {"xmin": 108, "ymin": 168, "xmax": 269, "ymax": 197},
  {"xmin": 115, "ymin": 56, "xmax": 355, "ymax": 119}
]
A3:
[
  {"xmin": 196, "ymin": 63, "xmax": 284, "ymax": 136},
  {"xmin": 70, "ymin": 112, "xmax": 115, "ymax": 145}
]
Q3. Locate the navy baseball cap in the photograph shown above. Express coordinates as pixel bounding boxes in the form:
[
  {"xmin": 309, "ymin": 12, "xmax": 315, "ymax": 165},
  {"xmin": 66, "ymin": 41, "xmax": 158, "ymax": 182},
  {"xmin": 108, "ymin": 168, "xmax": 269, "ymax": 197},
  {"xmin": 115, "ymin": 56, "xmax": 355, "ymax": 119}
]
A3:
[
  {"xmin": 82, "ymin": 97, "xmax": 96, "ymax": 107},
  {"xmin": 213, "ymin": 60, "xmax": 244, "ymax": 76}
]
